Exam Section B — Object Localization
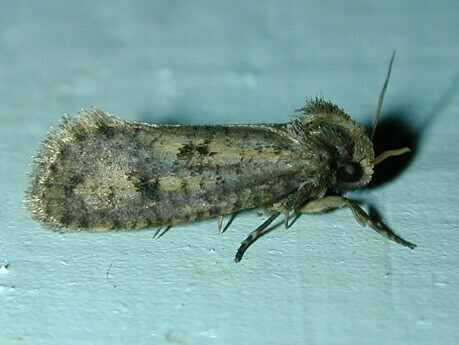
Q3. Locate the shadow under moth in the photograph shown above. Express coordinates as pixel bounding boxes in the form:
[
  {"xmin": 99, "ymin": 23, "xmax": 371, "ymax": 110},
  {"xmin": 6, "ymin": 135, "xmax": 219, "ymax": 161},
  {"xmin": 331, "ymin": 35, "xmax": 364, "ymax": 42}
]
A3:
[{"xmin": 25, "ymin": 53, "xmax": 415, "ymax": 262}]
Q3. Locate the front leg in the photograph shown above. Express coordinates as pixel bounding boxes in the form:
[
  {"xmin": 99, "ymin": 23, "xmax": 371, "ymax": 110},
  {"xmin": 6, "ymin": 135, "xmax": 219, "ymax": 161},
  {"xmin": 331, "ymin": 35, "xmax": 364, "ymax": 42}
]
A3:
[{"xmin": 298, "ymin": 196, "xmax": 416, "ymax": 249}]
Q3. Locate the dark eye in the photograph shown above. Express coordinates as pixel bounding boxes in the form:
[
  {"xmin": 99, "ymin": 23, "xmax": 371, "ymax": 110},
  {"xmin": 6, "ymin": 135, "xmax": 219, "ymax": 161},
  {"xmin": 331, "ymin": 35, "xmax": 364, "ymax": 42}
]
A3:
[{"xmin": 337, "ymin": 162, "xmax": 363, "ymax": 183}]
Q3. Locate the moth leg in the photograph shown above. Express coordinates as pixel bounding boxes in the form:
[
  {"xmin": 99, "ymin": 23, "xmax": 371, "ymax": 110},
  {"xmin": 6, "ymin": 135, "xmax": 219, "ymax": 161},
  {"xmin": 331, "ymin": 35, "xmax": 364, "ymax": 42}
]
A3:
[
  {"xmin": 234, "ymin": 212, "xmax": 281, "ymax": 263},
  {"xmin": 298, "ymin": 196, "xmax": 416, "ymax": 249},
  {"xmin": 153, "ymin": 227, "xmax": 162, "ymax": 238},
  {"xmin": 218, "ymin": 215, "xmax": 224, "ymax": 233},
  {"xmin": 153, "ymin": 226, "xmax": 171, "ymax": 239},
  {"xmin": 283, "ymin": 210, "xmax": 290, "ymax": 228}
]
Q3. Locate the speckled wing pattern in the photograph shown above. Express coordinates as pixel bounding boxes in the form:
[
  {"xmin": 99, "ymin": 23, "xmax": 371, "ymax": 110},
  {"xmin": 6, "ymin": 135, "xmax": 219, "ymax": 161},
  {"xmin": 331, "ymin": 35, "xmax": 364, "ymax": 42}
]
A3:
[{"xmin": 25, "ymin": 109, "xmax": 324, "ymax": 230}]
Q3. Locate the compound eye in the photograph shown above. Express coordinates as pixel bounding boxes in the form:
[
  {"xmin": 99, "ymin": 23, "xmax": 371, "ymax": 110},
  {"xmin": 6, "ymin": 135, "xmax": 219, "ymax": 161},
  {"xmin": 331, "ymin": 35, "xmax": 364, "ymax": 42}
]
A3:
[{"xmin": 337, "ymin": 162, "xmax": 363, "ymax": 183}]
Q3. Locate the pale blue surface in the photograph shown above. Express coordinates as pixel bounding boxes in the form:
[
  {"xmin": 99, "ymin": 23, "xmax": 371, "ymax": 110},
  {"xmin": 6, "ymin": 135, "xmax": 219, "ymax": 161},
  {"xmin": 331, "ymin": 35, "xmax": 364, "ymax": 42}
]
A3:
[{"xmin": 1, "ymin": 1, "xmax": 459, "ymax": 344}]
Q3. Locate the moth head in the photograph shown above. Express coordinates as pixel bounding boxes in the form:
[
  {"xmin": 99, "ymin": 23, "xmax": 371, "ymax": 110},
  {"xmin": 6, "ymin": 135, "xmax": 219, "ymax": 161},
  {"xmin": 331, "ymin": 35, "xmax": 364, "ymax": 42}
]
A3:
[
  {"xmin": 352, "ymin": 51, "xmax": 410, "ymax": 190},
  {"xmin": 334, "ymin": 144, "xmax": 411, "ymax": 192},
  {"xmin": 300, "ymin": 52, "xmax": 409, "ymax": 194},
  {"xmin": 294, "ymin": 101, "xmax": 410, "ymax": 194},
  {"xmin": 295, "ymin": 101, "xmax": 375, "ymax": 193},
  {"xmin": 327, "ymin": 110, "xmax": 409, "ymax": 193}
]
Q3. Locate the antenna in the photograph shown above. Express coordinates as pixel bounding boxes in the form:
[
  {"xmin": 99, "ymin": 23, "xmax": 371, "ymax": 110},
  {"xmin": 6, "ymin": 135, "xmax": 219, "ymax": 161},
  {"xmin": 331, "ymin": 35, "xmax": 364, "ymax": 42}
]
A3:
[{"xmin": 370, "ymin": 51, "xmax": 396, "ymax": 141}]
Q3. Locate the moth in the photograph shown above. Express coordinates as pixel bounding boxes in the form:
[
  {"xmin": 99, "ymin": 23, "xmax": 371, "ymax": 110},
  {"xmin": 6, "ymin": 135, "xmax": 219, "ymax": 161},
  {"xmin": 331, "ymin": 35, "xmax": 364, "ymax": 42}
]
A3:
[{"xmin": 25, "ymin": 53, "xmax": 415, "ymax": 262}]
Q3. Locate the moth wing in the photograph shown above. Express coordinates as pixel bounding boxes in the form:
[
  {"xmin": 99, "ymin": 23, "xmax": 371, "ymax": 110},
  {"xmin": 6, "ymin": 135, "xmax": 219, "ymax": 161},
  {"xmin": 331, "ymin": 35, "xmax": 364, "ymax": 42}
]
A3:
[{"xmin": 25, "ymin": 110, "xmax": 322, "ymax": 229}]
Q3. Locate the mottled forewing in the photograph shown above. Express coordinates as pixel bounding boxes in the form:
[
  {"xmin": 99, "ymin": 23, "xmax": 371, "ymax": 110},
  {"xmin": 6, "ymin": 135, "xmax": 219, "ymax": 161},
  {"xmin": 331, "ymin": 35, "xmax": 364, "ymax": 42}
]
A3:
[{"xmin": 26, "ymin": 110, "xmax": 320, "ymax": 229}]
